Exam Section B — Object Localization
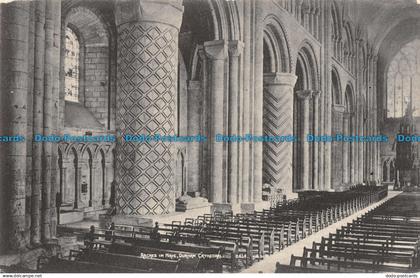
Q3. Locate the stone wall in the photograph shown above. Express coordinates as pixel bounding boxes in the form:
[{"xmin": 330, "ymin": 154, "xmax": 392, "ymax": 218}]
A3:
[{"xmin": 84, "ymin": 46, "xmax": 109, "ymax": 127}]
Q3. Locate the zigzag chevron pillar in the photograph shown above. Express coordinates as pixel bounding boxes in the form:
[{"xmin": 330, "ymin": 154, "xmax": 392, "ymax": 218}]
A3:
[
  {"xmin": 262, "ymin": 73, "xmax": 297, "ymax": 198},
  {"xmin": 115, "ymin": 0, "xmax": 183, "ymax": 215}
]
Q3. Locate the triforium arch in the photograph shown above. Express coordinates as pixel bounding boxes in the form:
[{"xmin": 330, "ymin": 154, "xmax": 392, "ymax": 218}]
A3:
[
  {"xmin": 262, "ymin": 15, "xmax": 296, "ymax": 198},
  {"xmin": 293, "ymin": 41, "xmax": 320, "ymax": 192}
]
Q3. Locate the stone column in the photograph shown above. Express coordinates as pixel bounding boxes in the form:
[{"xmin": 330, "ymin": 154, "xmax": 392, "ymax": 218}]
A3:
[
  {"xmin": 263, "ymin": 73, "xmax": 297, "ymax": 197},
  {"xmin": 241, "ymin": 0, "xmax": 251, "ymax": 203},
  {"xmin": 30, "ymin": 0, "xmax": 45, "ymax": 246},
  {"xmin": 41, "ymin": 0, "xmax": 60, "ymax": 242},
  {"xmin": 204, "ymin": 40, "xmax": 227, "ymax": 204},
  {"xmin": 228, "ymin": 41, "xmax": 243, "ymax": 204},
  {"xmin": 105, "ymin": 161, "xmax": 113, "ymax": 205},
  {"xmin": 73, "ymin": 159, "xmax": 80, "ymax": 209},
  {"xmin": 115, "ymin": 0, "xmax": 183, "ymax": 215},
  {"xmin": 187, "ymin": 81, "xmax": 201, "ymax": 193},
  {"xmin": 0, "ymin": 0, "xmax": 30, "ymax": 252},
  {"xmin": 342, "ymin": 112, "xmax": 350, "ymax": 184},
  {"xmin": 312, "ymin": 91, "xmax": 321, "ymax": 190},
  {"xmin": 100, "ymin": 159, "xmax": 106, "ymax": 206},
  {"xmin": 253, "ymin": 3, "xmax": 264, "ymax": 203},
  {"xmin": 331, "ymin": 105, "xmax": 345, "ymax": 188},
  {"xmin": 296, "ymin": 90, "xmax": 312, "ymax": 190}
]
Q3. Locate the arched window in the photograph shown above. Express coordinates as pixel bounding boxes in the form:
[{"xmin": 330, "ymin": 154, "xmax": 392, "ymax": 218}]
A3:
[
  {"xmin": 64, "ymin": 27, "xmax": 80, "ymax": 102},
  {"xmin": 387, "ymin": 39, "xmax": 420, "ymax": 118}
]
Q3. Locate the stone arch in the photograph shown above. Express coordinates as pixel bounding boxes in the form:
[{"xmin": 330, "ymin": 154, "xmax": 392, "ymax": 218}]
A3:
[
  {"xmin": 292, "ymin": 41, "xmax": 320, "ymax": 191},
  {"xmin": 263, "ymin": 15, "xmax": 291, "ymax": 73},
  {"xmin": 344, "ymin": 82, "xmax": 355, "ymax": 112},
  {"xmin": 62, "ymin": 5, "xmax": 113, "ymax": 128},
  {"xmin": 262, "ymin": 16, "xmax": 295, "ymax": 197},
  {"xmin": 296, "ymin": 41, "xmax": 320, "ymax": 90},
  {"xmin": 331, "ymin": 0, "xmax": 342, "ymax": 39}
]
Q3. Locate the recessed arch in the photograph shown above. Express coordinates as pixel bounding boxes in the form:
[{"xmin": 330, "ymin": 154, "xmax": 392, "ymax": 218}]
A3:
[
  {"xmin": 263, "ymin": 15, "xmax": 291, "ymax": 73},
  {"xmin": 344, "ymin": 82, "xmax": 355, "ymax": 112},
  {"xmin": 296, "ymin": 41, "xmax": 319, "ymax": 90},
  {"xmin": 331, "ymin": 67, "xmax": 342, "ymax": 104}
]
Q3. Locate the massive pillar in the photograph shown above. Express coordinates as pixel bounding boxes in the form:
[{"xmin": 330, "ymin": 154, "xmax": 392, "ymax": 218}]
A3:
[
  {"xmin": 296, "ymin": 90, "xmax": 312, "ymax": 190},
  {"xmin": 0, "ymin": 0, "xmax": 30, "ymax": 252},
  {"xmin": 115, "ymin": 0, "xmax": 183, "ymax": 215},
  {"xmin": 263, "ymin": 73, "xmax": 297, "ymax": 197},
  {"xmin": 204, "ymin": 40, "xmax": 227, "ymax": 204},
  {"xmin": 228, "ymin": 41, "xmax": 243, "ymax": 204}
]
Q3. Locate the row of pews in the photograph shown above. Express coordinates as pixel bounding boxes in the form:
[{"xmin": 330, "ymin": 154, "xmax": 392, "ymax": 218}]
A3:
[
  {"xmin": 276, "ymin": 192, "xmax": 420, "ymax": 273},
  {"xmin": 38, "ymin": 186, "xmax": 388, "ymax": 273}
]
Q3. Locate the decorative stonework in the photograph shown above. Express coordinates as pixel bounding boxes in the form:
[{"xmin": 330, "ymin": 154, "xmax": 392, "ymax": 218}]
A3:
[
  {"xmin": 116, "ymin": 22, "xmax": 178, "ymax": 215},
  {"xmin": 263, "ymin": 73, "xmax": 297, "ymax": 196}
]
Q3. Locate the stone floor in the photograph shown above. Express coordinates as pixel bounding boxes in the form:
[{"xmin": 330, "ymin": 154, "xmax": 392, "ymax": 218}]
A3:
[
  {"xmin": 59, "ymin": 201, "xmax": 273, "ymax": 231},
  {"xmin": 241, "ymin": 190, "xmax": 402, "ymax": 273}
]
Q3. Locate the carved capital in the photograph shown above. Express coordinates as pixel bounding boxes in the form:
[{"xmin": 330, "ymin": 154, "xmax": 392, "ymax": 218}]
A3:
[
  {"xmin": 204, "ymin": 40, "xmax": 227, "ymax": 61},
  {"xmin": 228, "ymin": 40, "xmax": 244, "ymax": 57},
  {"xmin": 343, "ymin": 111, "xmax": 353, "ymax": 119},
  {"xmin": 188, "ymin": 80, "xmax": 201, "ymax": 91},
  {"xmin": 295, "ymin": 90, "xmax": 313, "ymax": 100},
  {"xmin": 263, "ymin": 72, "xmax": 297, "ymax": 87},
  {"xmin": 332, "ymin": 104, "xmax": 346, "ymax": 114},
  {"xmin": 115, "ymin": 0, "xmax": 184, "ymax": 30}
]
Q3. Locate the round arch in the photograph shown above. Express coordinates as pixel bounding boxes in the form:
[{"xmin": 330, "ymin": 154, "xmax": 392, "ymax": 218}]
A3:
[
  {"xmin": 332, "ymin": 67, "xmax": 342, "ymax": 104},
  {"xmin": 296, "ymin": 41, "xmax": 320, "ymax": 90},
  {"xmin": 263, "ymin": 15, "xmax": 291, "ymax": 73}
]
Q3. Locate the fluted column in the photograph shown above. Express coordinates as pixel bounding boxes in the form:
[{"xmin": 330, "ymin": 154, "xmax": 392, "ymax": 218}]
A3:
[
  {"xmin": 115, "ymin": 0, "xmax": 183, "ymax": 215},
  {"xmin": 296, "ymin": 90, "xmax": 312, "ymax": 190},
  {"xmin": 263, "ymin": 73, "xmax": 297, "ymax": 197},
  {"xmin": 228, "ymin": 41, "xmax": 243, "ymax": 204},
  {"xmin": 204, "ymin": 40, "xmax": 227, "ymax": 203}
]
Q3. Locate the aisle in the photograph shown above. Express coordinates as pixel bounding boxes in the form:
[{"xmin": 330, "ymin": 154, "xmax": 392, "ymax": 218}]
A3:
[{"xmin": 241, "ymin": 190, "xmax": 402, "ymax": 273}]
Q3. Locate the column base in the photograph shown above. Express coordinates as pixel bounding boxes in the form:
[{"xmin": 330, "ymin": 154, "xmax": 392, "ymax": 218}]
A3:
[
  {"xmin": 175, "ymin": 195, "xmax": 210, "ymax": 212},
  {"xmin": 99, "ymin": 214, "xmax": 153, "ymax": 228},
  {"xmin": 240, "ymin": 203, "xmax": 256, "ymax": 214},
  {"xmin": 210, "ymin": 203, "xmax": 232, "ymax": 214}
]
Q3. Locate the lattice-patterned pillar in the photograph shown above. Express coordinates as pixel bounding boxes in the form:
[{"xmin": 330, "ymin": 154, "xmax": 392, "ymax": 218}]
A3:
[
  {"xmin": 263, "ymin": 73, "xmax": 297, "ymax": 198},
  {"xmin": 115, "ymin": 0, "xmax": 183, "ymax": 215}
]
